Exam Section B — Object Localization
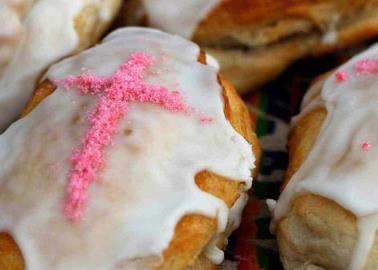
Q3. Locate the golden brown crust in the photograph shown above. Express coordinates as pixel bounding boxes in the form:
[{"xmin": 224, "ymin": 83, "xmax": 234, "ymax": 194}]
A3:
[
  {"xmin": 0, "ymin": 233, "xmax": 24, "ymax": 270},
  {"xmin": 277, "ymin": 193, "xmax": 378, "ymax": 269},
  {"xmin": 205, "ymin": 37, "xmax": 316, "ymax": 94},
  {"xmin": 1, "ymin": 53, "xmax": 260, "ymax": 270},
  {"xmin": 188, "ymin": 255, "xmax": 217, "ymax": 270},
  {"xmin": 195, "ymin": 0, "xmax": 372, "ymax": 44},
  {"xmin": 282, "ymin": 106, "xmax": 326, "ymax": 189},
  {"xmin": 20, "ymin": 80, "xmax": 56, "ymax": 117},
  {"xmin": 193, "ymin": 0, "xmax": 378, "ymax": 93},
  {"xmin": 277, "ymin": 194, "xmax": 357, "ymax": 269}
]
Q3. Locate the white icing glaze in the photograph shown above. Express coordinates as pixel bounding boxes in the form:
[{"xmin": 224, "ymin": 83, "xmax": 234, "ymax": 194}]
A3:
[
  {"xmin": 227, "ymin": 193, "xmax": 248, "ymax": 235},
  {"xmin": 141, "ymin": 0, "xmax": 222, "ymax": 38},
  {"xmin": 206, "ymin": 53, "xmax": 220, "ymax": 70},
  {"xmin": 272, "ymin": 43, "xmax": 378, "ymax": 269},
  {"xmin": 0, "ymin": 27, "xmax": 255, "ymax": 269},
  {"xmin": 266, "ymin": 199, "xmax": 277, "ymax": 213},
  {"xmin": 0, "ymin": 0, "xmax": 34, "ymax": 72},
  {"xmin": 0, "ymin": 0, "xmax": 116, "ymax": 132}
]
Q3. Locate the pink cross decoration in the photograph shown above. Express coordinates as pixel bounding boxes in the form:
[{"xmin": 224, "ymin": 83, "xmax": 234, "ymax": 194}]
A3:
[{"xmin": 55, "ymin": 52, "xmax": 194, "ymax": 221}]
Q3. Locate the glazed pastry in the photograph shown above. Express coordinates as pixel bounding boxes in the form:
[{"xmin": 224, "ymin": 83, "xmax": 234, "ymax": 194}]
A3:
[
  {"xmin": 0, "ymin": 0, "xmax": 121, "ymax": 132},
  {"xmin": 119, "ymin": 0, "xmax": 378, "ymax": 93},
  {"xmin": 0, "ymin": 27, "xmax": 260, "ymax": 270},
  {"xmin": 270, "ymin": 43, "xmax": 378, "ymax": 269}
]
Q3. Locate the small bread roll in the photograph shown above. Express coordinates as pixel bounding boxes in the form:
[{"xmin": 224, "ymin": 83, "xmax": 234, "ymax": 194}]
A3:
[
  {"xmin": 0, "ymin": 0, "xmax": 121, "ymax": 132},
  {"xmin": 271, "ymin": 43, "xmax": 378, "ymax": 269},
  {"xmin": 0, "ymin": 27, "xmax": 260, "ymax": 270}
]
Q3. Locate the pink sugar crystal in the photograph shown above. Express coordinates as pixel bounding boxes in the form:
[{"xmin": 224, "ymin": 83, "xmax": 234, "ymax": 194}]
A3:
[
  {"xmin": 361, "ymin": 141, "xmax": 372, "ymax": 152},
  {"xmin": 355, "ymin": 58, "xmax": 378, "ymax": 75},
  {"xmin": 335, "ymin": 71, "xmax": 348, "ymax": 82},
  {"xmin": 199, "ymin": 115, "xmax": 214, "ymax": 124},
  {"xmin": 56, "ymin": 52, "xmax": 194, "ymax": 221}
]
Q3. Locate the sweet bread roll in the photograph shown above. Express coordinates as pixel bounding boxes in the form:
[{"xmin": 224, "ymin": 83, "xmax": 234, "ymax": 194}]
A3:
[
  {"xmin": 0, "ymin": 0, "xmax": 121, "ymax": 132},
  {"xmin": 0, "ymin": 27, "xmax": 260, "ymax": 270},
  {"xmin": 270, "ymin": 43, "xmax": 378, "ymax": 269},
  {"xmin": 119, "ymin": 0, "xmax": 378, "ymax": 93}
]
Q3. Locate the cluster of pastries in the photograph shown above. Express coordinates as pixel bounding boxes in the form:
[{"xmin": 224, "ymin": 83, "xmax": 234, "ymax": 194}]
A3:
[
  {"xmin": 1, "ymin": 1, "xmax": 378, "ymax": 270},
  {"xmin": 0, "ymin": 3, "xmax": 260, "ymax": 269}
]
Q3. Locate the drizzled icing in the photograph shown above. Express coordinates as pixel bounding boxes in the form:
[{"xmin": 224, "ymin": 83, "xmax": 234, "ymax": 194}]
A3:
[
  {"xmin": 141, "ymin": 0, "xmax": 222, "ymax": 38},
  {"xmin": 0, "ymin": 0, "xmax": 116, "ymax": 132},
  {"xmin": 271, "ymin": 43, "xmax": 378, "ymax": 269},
  {"xmin": 0, "ymin": 27, "xmax": 255, "ymax": 269}
]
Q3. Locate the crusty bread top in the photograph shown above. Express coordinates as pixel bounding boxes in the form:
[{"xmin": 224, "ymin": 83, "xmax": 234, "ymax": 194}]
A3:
[{"xmin": 194, "ymin": 0, "xmax": 378, "ymax": 47}]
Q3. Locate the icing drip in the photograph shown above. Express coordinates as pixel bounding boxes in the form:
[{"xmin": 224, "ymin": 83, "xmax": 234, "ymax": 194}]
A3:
[
  {"xmin": 272, "ymin": 42, "xmax": 378, "ymax": 269},
  {"xmin": 56, "ymin": 52, "xmax": 191, "ymax": 221},
  {"xmin": 322, "ymin": 30, "xmax": 338, "ymax": 45},
  {"xmin": 266, "ymin": 199, "xmax": 277, "ymax": 213},
  {"xmin": 0, "ymin": 0, "xmax": 116, "ymax": 132},
  {"xmin": 227, "ymin": 193, "xmax": 249, "ymax": 235},
  {"xmin": 321, "ymin": 15, "xmax": 339, "ymax": 46},
  {"xmin": 0, "ymin": 27, "xmax": 254, "ymax": 269},
  {"xmin": 141, "ymin": 0, "xmax": 222, "ymax": 38},
  {"xmin": 205, "ymin": 193, "xmax": 248, "ymax": 264}
]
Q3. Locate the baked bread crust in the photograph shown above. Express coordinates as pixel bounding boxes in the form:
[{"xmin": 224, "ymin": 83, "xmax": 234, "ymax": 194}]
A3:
[
  {"xmin": 276, "ymin": 93, "xmax": 378, "ymax": 269},
  {"xmin": 196, "ymin": 0, "xmax": 378, "ymax": 93},
  {"xmin": 0, "ymin": 53, "xmax": 260, "ymax": 270}
]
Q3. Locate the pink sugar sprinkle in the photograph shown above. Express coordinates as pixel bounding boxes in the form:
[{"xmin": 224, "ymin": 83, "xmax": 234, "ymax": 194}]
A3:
[
  {"xmin": 335, "ymin": 71, "xmax": 348, "ymax": 82},
  {"xmin": 355, "ymin": 58, "xmax": 378, "ymax": 75},
  {"xmin": 200, "ymin": 115, "xmax": 214, "ymax": 124},
  {"xmin": 361, "ymin": 141, "xmax": 372, "ymax": 152},
  {"xmin": 55, "ymin": 52, "xmax": 195, "ymax": 221}
]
